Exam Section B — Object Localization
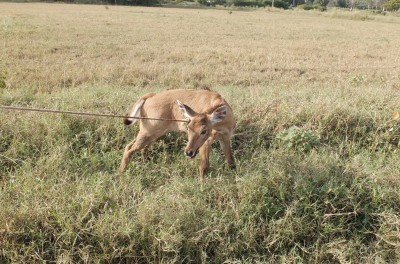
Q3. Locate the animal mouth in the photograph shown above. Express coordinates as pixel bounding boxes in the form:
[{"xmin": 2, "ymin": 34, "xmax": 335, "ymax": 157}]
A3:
[{"xmin": 191, "ymin": 149, "xmax": 199, "ymax": 159}]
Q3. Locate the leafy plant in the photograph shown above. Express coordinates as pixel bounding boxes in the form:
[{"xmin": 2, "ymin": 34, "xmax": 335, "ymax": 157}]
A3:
[
  {"xmin": 276, "ymin": 126, "xmax": 320, "ymax": 152},
  {"xmin": 0, "ymin": 66, "xmax": 7, "ymax": 90},
  {"xmin": 349, "ymin": 73, "xmax": 365, "ymax": 85}
]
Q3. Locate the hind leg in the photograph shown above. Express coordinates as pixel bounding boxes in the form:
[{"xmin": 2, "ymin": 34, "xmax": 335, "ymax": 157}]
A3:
[{"xmin": 119, "ymin": 131, "xmax": 160, "ymax": 172}]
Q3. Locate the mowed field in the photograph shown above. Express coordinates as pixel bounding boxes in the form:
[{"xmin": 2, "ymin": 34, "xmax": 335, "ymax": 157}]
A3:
[{"xmin": 1, "ymin": 3, "xmax": 400, "ymax": 263}]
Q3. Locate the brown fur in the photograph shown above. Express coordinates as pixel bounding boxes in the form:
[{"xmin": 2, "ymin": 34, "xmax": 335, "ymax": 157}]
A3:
[{"xmin": 119, "ymin": 89, "xmax": 236, "ymax": 176}]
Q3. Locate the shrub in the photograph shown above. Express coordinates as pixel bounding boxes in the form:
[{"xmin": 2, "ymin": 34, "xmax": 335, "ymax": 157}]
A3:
[
  {"xmin": 228, "ymin": 0, "xmax": 266, "ymax": 7},
  {"xmin": 297, "ymin": 3, "xmax": 314, "ymax": 9},
  {"xmin": 297, "ymin": 3, "xmax": 327, "ymax": 10},
  {"xmin": 313, "ymin": 3, "xmax": 327, "ymax": 10},
  {"xmin": 276, "ymin": 126, "xmax": 320, "ymax": 152},
  {"xmin": 384, "ymin": 0, "xmax": 400, "ymax": 10}
]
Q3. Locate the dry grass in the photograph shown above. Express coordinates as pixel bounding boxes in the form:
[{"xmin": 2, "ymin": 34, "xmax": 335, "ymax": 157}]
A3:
[
  {"xmin": 1, "ymin": 3, "xmax": 400, "ymax": 91},
  {"xmin": 1, "ymin": 3, "xmax": 400, "ymax": 263}
]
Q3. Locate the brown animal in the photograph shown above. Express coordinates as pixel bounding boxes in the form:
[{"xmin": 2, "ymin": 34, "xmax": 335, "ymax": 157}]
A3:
[{"xmin": 119, "ymin": 89, "xmax": 236, "ymax": 176}]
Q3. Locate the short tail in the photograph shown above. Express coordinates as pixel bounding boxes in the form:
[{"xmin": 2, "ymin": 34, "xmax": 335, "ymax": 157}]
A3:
[
  {"xmin": 123, "ymin": 99, "xmax": 145, "ymax": 125},
  {"xmin": 123, "ymin": 93, "xmax": 156, "ymax": 125}
]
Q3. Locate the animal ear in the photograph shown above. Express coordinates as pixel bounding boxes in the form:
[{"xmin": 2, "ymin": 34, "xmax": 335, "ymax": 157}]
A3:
[
  {"xmin": 177, "ymin": 100, "xmax": 197, "ymax": 120},
  {"xmin": 210, "ymin": 105, "xmax": 227, "ymax": 125}
]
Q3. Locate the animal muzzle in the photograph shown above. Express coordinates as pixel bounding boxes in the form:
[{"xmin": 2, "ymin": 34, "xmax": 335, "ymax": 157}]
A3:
[{"xmin": 185, "ymin": 149, "xmax": 198, "ymax": 159}]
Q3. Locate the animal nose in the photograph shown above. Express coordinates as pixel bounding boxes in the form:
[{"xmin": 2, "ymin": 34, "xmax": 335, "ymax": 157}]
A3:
[{"xmin": 185, "ymin": 150, "xmax": 194, "ymax": 157}]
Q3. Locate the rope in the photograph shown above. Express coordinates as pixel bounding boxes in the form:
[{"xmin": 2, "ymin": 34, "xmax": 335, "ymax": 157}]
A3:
[{"xmin": 0, "ymin": 105, "xmax": 189, "ymax": 123}]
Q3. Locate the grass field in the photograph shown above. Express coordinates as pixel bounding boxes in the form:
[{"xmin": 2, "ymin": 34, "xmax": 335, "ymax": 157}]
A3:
[{"xmin": 1, "ymin": 3, "xmax": 400, "ymax": 263}]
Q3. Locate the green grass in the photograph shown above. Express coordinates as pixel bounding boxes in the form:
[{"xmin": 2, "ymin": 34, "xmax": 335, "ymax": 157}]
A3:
[
  {"xmin": 1, "ymin": 85, "xmax": 400, "ymax": 263},
  {"xmin": 1, "ymin": 3, "xmax": 400, "ymax": 263}
]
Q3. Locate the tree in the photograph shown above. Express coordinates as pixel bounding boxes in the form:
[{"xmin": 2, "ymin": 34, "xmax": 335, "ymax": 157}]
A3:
[
  {"xmin": 384, "ymin": 0, "xmax": 400, "ymax": 9},
  {"xmin": 348, "ymin": 0, "xmax": 357, "ymax": 9}
]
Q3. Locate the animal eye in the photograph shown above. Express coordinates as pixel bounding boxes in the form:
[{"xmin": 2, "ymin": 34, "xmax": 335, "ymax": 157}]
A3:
[{"xmin": 200, "ymin": 130, "xmax": 208, "ymax": 135}]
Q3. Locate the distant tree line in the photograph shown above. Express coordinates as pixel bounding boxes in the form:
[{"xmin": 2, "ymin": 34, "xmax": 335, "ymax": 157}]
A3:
[
  {"xmin": 28, "ymin": 0, "xmax": 400, "ymax": 10},
  {"xmin": 58, "ymin": 0, "xmax": 160, "ymax": 6},
  {"xmin": 205, "ymin": 0, "xmax": 400, "ymax": 10}
]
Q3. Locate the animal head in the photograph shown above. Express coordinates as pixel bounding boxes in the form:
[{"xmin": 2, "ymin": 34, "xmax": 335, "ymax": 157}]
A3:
[{"xmin": 177, "ymin": 100, "xmax": 227, "ymax": 159}]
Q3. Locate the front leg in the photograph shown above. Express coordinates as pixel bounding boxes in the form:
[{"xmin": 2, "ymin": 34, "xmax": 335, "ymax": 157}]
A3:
[
  {"xmin": 219, "ymin": 136, "xmax": 235, "ymax": 169},
  {"xmin": 198, "ymin": 139, "xmax": 212, "ymax": 176},
  {"xmin": 214, "ymin": 129, "xmax": 236, "ymax": 170}
]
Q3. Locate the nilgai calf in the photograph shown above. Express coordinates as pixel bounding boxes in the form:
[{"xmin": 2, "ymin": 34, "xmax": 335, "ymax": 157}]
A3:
[{"xmin": 119, "ymin": 89, "xmax": 236, "ymax": 176}]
